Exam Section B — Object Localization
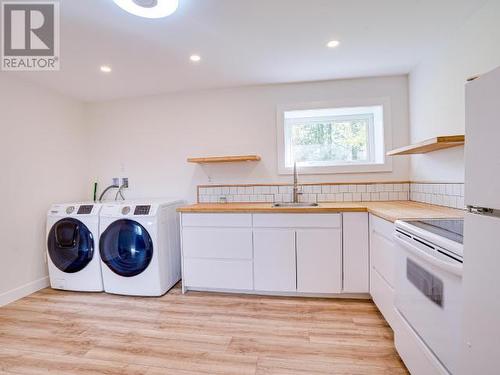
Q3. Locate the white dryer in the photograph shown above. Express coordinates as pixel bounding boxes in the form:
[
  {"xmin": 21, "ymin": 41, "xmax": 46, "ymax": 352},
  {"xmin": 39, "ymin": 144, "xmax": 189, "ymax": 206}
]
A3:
[
  {"xmin": 46, "ymin": 203, "xmax": 103, "ymax": 291},
  {"xmin": 99, "ymin": 200, "xmax": 184, "ymax": 296}
]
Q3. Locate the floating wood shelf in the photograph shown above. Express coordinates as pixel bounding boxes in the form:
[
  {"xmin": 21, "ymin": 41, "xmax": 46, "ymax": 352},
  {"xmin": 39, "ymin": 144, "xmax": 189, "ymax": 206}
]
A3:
[
  {"xmin": 187, "ymin": 155, "xmax": 261, "ymax": 164},
  {"xmin": 387, "ymin": 135, "xmax": 465, "ymax": 156}
]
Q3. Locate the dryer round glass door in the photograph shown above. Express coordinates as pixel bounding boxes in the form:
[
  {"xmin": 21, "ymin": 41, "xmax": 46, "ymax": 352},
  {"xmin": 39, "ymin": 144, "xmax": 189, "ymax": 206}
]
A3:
[
  {"xmin": 99, "ymin": 219, "xmax": 153, "ymax": 277},
  {"xmin": 47, "ymin": 218, "xmax": 95, "ymax": 273}
]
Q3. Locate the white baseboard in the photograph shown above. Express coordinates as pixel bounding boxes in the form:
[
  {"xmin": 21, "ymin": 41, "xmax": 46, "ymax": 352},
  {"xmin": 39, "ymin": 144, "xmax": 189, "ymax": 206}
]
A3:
[{"xmin": 0, "ymin": 276, "xmax": 50, "ymax": 307}]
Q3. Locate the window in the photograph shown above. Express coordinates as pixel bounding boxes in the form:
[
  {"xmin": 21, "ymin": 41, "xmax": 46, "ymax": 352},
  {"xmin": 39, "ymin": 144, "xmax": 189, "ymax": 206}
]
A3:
[{"xmin": 277, "ymin": 101, "xmax": 392, "ymax": 174}]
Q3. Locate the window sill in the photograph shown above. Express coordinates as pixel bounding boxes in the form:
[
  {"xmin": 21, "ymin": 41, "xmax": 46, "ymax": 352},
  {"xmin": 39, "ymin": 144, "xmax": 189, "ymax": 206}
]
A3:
[{"xmin": 278, "ymin": 162, "xmax": 393, "ymax": 175}]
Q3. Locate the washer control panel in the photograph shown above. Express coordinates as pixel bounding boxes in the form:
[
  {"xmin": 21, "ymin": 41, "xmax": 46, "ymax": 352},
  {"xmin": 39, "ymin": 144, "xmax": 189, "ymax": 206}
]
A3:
[
  {"xmin": 121, "ymin": 206, "xmax": 131, "ymax": 215},
  {"xmin": 66, "ymin": 206, "xmax": 75, "ymax": 214},
  {"xmin": 134, "ymin": 205, "xmax": 151, "ymax": 215},
  {"xmin": 77, "ymin": 205, "xmax": 93, "ymax": 215}
]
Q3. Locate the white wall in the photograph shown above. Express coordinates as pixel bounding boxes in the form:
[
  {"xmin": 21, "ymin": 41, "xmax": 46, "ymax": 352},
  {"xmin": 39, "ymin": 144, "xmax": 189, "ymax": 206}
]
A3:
[
  {"xmin": 409, "ymin": 0, "xmax": 500, "ymax": 182},
  {"xmin": 87, "ymin": 75, "xmax": 409, "ymax": 203},
  {"xmin": 0, "ymin": 74, "xmax": 89, "ymax": 303}
]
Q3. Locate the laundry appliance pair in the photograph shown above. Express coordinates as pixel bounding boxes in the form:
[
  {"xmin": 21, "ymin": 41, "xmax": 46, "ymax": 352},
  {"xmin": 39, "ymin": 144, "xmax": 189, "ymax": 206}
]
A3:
[{"xmin": 46, "ymin": 199, "xmax": 183, "ymax": 296}]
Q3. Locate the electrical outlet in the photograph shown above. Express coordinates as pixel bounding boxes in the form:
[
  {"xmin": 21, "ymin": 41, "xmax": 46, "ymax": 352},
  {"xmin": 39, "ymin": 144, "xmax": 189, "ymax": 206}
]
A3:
[
  {"xmin": 112, "ymin": 177, "xmax": 119, "ymax": 186},
  {"xmin": 121, "ymin": 177, "xmax": 129, "ymax": 188}
]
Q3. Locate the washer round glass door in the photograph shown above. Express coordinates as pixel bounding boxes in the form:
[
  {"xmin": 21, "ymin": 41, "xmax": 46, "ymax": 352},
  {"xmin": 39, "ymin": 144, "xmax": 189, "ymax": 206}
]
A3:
[
  {"xmin": 47, "ymin": 218, "xmax": 94, "ymax": 273},
  {"xmin": 99, "ymin": 219, "xmax": 153, "ymax": 277}
]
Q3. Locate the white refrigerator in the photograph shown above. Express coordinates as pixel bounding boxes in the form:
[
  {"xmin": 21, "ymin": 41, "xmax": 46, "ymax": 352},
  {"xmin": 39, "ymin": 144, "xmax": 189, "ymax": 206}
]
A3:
[{"xmin": 461, "ymin": 65, "xmax": 500, "ymax": 374}]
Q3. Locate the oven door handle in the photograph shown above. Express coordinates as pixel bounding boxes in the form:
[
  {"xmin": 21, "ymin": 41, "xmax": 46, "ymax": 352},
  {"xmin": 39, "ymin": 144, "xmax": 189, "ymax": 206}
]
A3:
[{"xmin": 394, "ymin": 234, "xmax": 463, "ymax": 277}]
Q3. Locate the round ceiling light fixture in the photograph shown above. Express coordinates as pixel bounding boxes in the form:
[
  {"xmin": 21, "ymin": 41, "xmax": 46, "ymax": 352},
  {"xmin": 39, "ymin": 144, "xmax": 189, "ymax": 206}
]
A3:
[
  {"xmin": 100, "ymin": 65, "xmax": 112, "ymax": 73},
  {"xmin": 189, "ymin": 54, "xmax": 201, "ymax": 62},
  {"xmin": 113, "ymin": 0, "xmax": 179, "ymax": 19},
  {"xmin": 326, "ymin": 40, "xmax": 340, "ymax": 48}
]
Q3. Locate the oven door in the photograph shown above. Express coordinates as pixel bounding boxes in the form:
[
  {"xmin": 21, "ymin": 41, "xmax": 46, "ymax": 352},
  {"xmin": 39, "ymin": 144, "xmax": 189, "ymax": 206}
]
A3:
[{"xmin": 394, "ymin": 230, "xmax": 463, "ymax": 375}]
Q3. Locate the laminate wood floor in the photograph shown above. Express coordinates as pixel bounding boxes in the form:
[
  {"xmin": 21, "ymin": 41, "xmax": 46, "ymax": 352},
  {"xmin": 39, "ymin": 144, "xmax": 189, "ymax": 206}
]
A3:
[{"xmin": 0, "ymin": 284, "xmax": 408, "ymax": 374}]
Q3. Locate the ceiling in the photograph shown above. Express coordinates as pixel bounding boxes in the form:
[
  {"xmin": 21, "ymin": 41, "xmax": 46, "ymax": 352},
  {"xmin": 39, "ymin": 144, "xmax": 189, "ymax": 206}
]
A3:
[{"xmin": 5, "ymin": 0, "xmax": 488, "ymax": 102}]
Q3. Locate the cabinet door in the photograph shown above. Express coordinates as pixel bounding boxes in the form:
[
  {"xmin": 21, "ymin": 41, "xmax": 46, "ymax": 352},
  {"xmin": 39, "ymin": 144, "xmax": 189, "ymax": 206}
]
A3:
[
  {"xmin": 296, "ymin": 229, "xmax": 342, "ymax": 293},
  {"xmin": 343, "ymin": 213, "xmax": 369, "ymax": 293},
  {"xmin": 369, "ymin": 215, "xmax": 396, "ymax": 288},
  {"xmin": 253, "ymin": 229, "xmax": 296, "ymax": 292}
]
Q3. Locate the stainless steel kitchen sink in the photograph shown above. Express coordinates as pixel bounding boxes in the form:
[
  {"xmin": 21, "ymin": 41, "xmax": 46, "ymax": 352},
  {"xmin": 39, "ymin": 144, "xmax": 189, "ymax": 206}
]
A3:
[{"xmin": 272, "ymin": 202, "xmax": 319, "ymax": 207}]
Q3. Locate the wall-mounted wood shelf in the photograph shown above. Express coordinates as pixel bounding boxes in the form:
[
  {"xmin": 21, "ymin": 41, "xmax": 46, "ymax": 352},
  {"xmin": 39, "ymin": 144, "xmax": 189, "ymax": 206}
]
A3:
[
  {"xmin": 387, "ymin": 135, "xmax": 465, "ymax": 156},
  {"xmin": 187, "ymin": 155, "xmax": 261, "ymax": 164}
]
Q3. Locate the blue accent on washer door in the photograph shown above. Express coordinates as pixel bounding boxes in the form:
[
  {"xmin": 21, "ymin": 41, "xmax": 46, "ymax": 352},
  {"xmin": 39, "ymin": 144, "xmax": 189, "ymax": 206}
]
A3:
[
  {"xmin": 99, "ymin": 219, "xmax": 153, "ymax": 277},
  {"xmin": 47, "ymin": 218, "xmax": 94, "ymax": 273}
]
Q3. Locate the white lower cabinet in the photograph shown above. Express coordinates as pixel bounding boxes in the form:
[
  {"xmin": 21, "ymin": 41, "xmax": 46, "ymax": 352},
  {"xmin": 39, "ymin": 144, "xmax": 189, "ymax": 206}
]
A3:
[
  {"xmin": 181, "ymin": 212, "xmax": 363, "ymax": 296},
  {"xmin": 369, "ymin": 214, "xmax": 397, "ymax": 327},
  {"xmin": 253, "ymin": 229, "xmax": 296, "ymax": 292},
  {"xmin": 296, "ymin": 229, "xmax": 342, "ymax": 293},
  {"xmin": 343, "ymin": 212, "xmax": 369, "ymax": 293},
  {"xmin": 183, "ymin": 258, "xmax": 253, "ymax": 290}
]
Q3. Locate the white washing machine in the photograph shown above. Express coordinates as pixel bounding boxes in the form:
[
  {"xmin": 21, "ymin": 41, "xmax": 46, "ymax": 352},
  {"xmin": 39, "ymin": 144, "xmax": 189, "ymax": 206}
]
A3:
[
  {"xmin": 99, "ymin": 199, "xmax": 184, "ymax": 296},
  {"xmin": 46, "ymin": 203, "xmax": 103, "ymax": 291}
]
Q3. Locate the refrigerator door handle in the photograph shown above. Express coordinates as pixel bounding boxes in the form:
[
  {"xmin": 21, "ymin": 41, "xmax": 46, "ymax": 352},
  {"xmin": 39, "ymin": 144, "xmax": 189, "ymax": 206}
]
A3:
[{"xmin": 467, "ymin": 206, "xmax": 500, "ymax": 218}]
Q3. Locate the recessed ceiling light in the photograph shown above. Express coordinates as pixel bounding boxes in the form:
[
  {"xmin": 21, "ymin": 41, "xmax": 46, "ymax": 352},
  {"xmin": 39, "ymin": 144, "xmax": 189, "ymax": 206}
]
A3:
[
  {"xmin": 113, "ymin": 0, "xmax": 178, "ymax": 19},
  {"xmin": 100, "ymin": 65, "xmax": 112, "ymax": 73},
  {"xmin": 190, "ymin": 55, "xmax": 201, "ymax": 62},
  {"xmin": 326, "ymin": 40, "xmax": 340, "ymax": 48}
]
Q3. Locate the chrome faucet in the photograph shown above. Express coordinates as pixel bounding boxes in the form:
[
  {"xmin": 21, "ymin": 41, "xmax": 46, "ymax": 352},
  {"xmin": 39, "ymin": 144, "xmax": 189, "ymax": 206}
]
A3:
[{"xmin": 292, "ymin": 162, "xmax": 302, "ymax": 203}]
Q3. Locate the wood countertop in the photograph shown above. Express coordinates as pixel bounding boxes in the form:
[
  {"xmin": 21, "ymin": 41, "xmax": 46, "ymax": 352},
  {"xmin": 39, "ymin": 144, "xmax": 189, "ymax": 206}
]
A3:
[{"xmin": 177, "ymin": 201, "xmax": 464, "ymax": 223}]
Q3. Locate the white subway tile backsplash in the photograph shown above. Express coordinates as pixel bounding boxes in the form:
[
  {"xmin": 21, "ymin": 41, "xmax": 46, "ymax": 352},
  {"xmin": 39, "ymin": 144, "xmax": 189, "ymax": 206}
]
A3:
[
  {"xmin": 408, "ymin": 182, "xmax": 465, "ymax": 209},
  {"xmin": 362, "ymin": 193, "xmax": 371, "ymax": 201},
  {"xmin": 356, "ymin": 185, "xmax": 367, "ymax": 193},
  {"xmin": 389, "ymin": 192, "xmax": 399, "ymax": 201},
  {"xmin": 312, "ymin": 185, "xmax": 322, "ymax": 194},
  {"xmin": 384, "ymin": 184, "xmax": 394, "ymax": 192},
  {"xmin": 197, "ymin": 182, "xmax": 464, "ymax": 209},
  {"xmin": 343, "ymin": 193, "xmax": 353, "ymax": 202},
  {"xmin": 338, "ymin": 185, "xmax": 349, "ymax": 193},
  {"xmin": 379, "ymin": 192, "xmax": 389, "ymax": 201}
]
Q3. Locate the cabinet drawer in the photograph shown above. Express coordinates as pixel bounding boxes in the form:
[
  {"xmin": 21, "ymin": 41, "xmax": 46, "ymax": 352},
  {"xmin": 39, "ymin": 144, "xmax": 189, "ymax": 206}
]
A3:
[
  {"xmin": 182, "ymin": 213, "xmax": 252, "ymax": 227},
  {"xmin": 182, "ymin": 228, "xmax": 253, "ymax": 259},
  {"xmin": 370, "ymin": 214, "xmax": 394, "ymax": 239},
  {"xmin": 370, "ymin": 267, "xmax": 396, "ymax": 328},
  {"xmin": 370, "ymin": 227, "xmax": 396, "ymax": 287},
  {"xmin": 183, "ymin": 259, "xmax": 253, "ymax": 290},
  {"xmin": 253, "ymin": 214, "xmax": 341, "ymax": 228}
]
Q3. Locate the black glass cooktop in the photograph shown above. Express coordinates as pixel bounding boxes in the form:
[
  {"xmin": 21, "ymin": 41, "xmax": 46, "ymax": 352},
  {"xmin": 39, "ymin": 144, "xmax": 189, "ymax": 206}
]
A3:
[{"xmin": 406, "ymin": 219, "xmax": 464, "ymax": 244}]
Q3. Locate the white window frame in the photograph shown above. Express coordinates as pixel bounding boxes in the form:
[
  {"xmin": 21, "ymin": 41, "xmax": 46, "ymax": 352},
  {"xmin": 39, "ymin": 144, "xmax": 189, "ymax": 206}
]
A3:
[{"xmin": 276, "ymin": 98, "xmax": 393, "ymax": 175}]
